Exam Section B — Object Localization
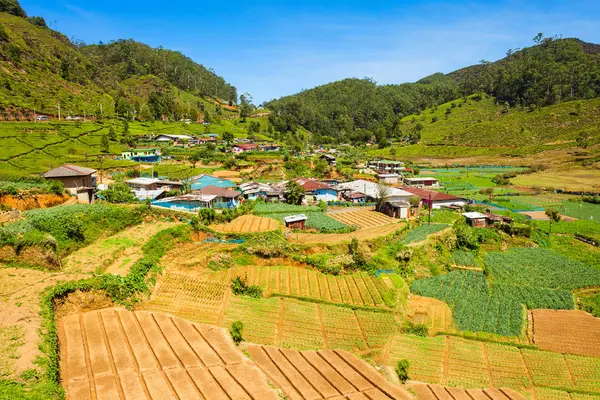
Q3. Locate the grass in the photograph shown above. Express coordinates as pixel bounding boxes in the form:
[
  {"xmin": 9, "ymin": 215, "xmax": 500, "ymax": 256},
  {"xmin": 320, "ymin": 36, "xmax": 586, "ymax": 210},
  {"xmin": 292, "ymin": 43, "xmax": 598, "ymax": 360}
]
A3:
[
  {"xmin": 511, "ymin": 169, "xmax": 600, "ymax": 192},
  {"xmin": 401, "ymin": 224, "xmax": 449, "ymax": 244},
  {"xmin": 0, "ymin": 325, "xmax": 25, "ymax": 377}
]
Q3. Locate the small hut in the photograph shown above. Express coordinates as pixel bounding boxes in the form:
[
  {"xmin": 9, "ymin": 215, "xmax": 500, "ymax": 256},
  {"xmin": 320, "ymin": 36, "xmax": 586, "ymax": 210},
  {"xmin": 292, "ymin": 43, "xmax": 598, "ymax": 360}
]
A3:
[
  {"xmin": 462, "ymin": 212, "xmax": 487, "ymax": 228},
  {"xmin": 284, "ymin": 214, "xmax": 307, "ymax": 230}
]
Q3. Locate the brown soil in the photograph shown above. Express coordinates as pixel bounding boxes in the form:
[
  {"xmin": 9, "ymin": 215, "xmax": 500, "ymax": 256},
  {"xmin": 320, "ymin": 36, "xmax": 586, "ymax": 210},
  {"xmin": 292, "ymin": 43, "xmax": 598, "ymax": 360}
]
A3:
[
  {"xmin": 212, "ymin": 215, "xmax": 280, "ymax": 234},
  {"xmin": 407, "ymin": 295, "xmax": 454, "ymax": 333},
  {"xmin": 0, "ymin": 193, "xmax": 70, "ymax": 211},
  {"xmin": 530, "ymin": 309, "xmax": 600, "ymax": 357},
  {"xmin": 58, "ymin": 308, "xmax": 281, "ymax": 400},
  {"xmin": 54, "ymin": 289, "xmax": 114, "ymax": 321},
  {"xmin": 245, "ymin": 345, "xmax": 413, "ymax": 399},
  {"xmin": 0, "ymin": 244, "xmax": 60, "ymax": 269},
  {"xmin": 329, "ymin": 210, "xmax": 399, "ymax": 229},
  {"xmin": 63, "ymin": 221, "xmax": 179, "ymax": 275},
  {"xmin": 0, "ymin": 267, "xmax": 88, "ymax": 377},
  {"xmin": 407, "ymin": 383, "xmax": 526, "ymax": 400}
]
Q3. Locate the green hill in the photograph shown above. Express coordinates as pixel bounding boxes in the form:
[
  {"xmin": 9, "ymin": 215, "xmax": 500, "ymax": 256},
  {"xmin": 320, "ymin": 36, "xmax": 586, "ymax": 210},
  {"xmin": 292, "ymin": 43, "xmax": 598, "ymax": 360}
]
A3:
[{"xmin": 0, "ymin": 4, "xmax": 237, "ymax": 120}]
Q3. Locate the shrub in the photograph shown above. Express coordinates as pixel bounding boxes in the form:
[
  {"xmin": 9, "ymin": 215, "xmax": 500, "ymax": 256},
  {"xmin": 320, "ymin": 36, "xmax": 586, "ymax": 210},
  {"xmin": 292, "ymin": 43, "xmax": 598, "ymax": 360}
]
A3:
[
  {"xmin": 405, "ymin": 321, "xmax": 428, "ymax": 336},
  {"xmin": 100, "ymin": 183, "xmax": 137, "ymax": 203},
  {"xmin": 395, "ymin": 359, "xmax": 410, "ymax": 383},
  {"xmin": 230, "ymin": 321, "xmax": 244, "ymax": 345},
  {"xmin": 48, "ymin": 180, "xmax": 65, "ymax": 195},
  {"xmin": 231, "ymin": 275, "xmax": 263, "ymax": 298},
  {"xmin": 455, "ymin": 224, "xmax": 480, "ymax": 250}
]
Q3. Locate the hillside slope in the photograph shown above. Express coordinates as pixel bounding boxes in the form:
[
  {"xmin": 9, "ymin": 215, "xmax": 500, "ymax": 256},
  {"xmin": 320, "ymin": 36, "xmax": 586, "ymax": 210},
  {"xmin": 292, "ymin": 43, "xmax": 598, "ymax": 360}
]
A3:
[{"xmin": 0, "ymin": 8, "xmax": 237, "ymax": 120}]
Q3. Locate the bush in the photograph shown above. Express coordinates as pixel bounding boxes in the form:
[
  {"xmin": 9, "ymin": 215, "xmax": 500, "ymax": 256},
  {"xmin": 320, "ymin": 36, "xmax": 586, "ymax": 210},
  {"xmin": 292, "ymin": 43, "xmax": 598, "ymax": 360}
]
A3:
[
  {"xmin": 455, "ymin": 224, "xmax": 480, "ymax": 250},
  {"xmin": 230, "ymin": 321, "xmax": 244, "ymax": 345},
  {"xmin": 48, "ymin": 180, "xmax": 65, "ymax": 195},
  {"xmin": 405, "ymin": 321, "xmax": 428, "ymax": 336},
  {"xmin": 395, "ymin": 359, "xmax": 410, "ymax": 384},
  {"xmin": 231, "ymin": 275, "xmax": 263, "ymax": 298},
  {"xmin": 100, "ymin": 183, "xmax": 137, "ymax": 203}
]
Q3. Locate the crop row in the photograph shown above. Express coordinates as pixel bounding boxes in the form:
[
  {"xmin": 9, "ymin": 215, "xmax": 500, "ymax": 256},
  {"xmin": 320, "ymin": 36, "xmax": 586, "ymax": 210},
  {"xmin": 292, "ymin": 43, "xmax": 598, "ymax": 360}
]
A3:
[{"xmin": 401, "ymin": 224, "xmax": 449, "ymax": 244}]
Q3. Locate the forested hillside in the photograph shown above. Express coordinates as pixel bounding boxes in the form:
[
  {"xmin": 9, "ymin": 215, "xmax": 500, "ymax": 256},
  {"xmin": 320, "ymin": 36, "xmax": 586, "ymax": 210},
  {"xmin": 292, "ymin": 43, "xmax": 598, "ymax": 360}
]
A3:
[
  {"xmin": 266, "ymin": 36, "xmax": 600, "ymax": 146},
  {"xmin": 0, "ymin": 1, "xmax": 237, "ymax": 120}
]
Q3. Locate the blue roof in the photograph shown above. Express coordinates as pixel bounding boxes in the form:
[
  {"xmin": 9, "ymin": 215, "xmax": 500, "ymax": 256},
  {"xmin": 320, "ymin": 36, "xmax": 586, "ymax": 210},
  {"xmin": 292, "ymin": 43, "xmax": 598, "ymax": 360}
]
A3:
[{"xmin": 190, "ymin": 175, "xmax": 236, "ymax": 191}]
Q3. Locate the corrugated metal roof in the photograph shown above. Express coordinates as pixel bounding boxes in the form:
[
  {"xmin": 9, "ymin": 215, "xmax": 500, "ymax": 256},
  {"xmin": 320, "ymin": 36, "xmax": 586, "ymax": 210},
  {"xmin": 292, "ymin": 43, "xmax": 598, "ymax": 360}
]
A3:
[
  {"xmin": 284, "ymin": 214, "xmax": 308, "ymax": 223},
  {"xmin": 42, "ymin": 164, "xmax": 97, "ymax": 178}
]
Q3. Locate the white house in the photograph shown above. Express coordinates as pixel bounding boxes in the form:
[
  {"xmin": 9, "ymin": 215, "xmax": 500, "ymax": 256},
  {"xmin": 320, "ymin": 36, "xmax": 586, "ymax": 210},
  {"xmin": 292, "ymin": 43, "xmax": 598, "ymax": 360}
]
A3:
[
  {"xmin": 336, "ymin": 180, "xmax": 412, "ymax": 203},
  {"xmin": 154, "ymin": 134, "xmax": 193, "ymax": 143}
]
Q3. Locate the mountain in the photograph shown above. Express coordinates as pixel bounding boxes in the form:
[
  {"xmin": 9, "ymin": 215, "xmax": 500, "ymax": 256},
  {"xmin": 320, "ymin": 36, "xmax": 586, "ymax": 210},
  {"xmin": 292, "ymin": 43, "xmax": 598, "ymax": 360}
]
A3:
[
  {"xmin": 266, "ymin": 37, "xmax": 600, "ymax": 146},
  {"xmin": 0, "ymin": 1, "xmax": 237, "ymax": 120}
]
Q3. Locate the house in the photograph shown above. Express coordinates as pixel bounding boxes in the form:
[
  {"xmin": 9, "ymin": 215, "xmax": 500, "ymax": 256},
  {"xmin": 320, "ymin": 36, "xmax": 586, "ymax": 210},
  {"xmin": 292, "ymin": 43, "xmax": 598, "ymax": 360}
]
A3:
[
  {"xmin": 343, "ymin": 191, "xmax": 367, "ymax": 203},
  {"xmin": 233, "ymin": 143, "xmax": 259, "ymax": 153},
  {"xmin": 155, "ymin": 180, "xmax": 185, "ymax": 191},
  {"xmin": 403, "ymin": 177, "xmax": 440, "ymax": 188},
  {"xmin": 188, "ymin": 174, "xmax": 236, "ymax": 191},
  {"xmin": 380, "ymin": 201, "xmax": 411, "ymax": 219},
  {"xmin": 153, "ymin": 193, "xmax": 219, "ymax": 212},
  {"xmin": 320, "ymin": 154, "xmax": 336, "ymax": 167},
  {"xmin": 284, "ymin": 214, "xmax": 307, "ymax": 230},
  {"xmin": 376, "ymin": 173, "xmax": 400, "ymax": 184},
  {"xmin": 121, "ymin": 148, "xmax": 161, "ymax": 162},
  {"xmin": 368, "ymin": 160, "xmax": 405, "ymax": 174},
  {"xmin": 194, "ymin": 185, "xmax": 240, "ymax": 208},
  {"xmin": 42, "ymin": 164, "xmax": 97, "ymax": 203},
  {"xmin": 239, "ymin": 181, "xmax": 281, "ymax": 201},
  {"xmin": 462, "ymin": 212, "xmax": 488, "ymax": 227},
  {"xmin": 133, "ymin": 189, "xmax": 166, "ymax": 201},
  {"xmin": 124, "ymin": 177, "xmax": 159, "ymax": 190},
  {"xmin": 292, "ymin": 178, "xmax": 338, "ymax": 203},
  {"xmin": 261, "ymin": 144, "xmax": 282, "ymax": 152},
  {"xmin": 196, "ymin": 137, "xmax": 217, "ymax": 145},
  {"xmin": 336, "ymin": 180, "xmax": 413, "ymax": 203},
  {"xmin": 401, "ymin": 186, "xmax": 467, "ymax": 209},
  {"xmin": 154, "ymin": 134, "xmax": 193, "ymax": 144}
]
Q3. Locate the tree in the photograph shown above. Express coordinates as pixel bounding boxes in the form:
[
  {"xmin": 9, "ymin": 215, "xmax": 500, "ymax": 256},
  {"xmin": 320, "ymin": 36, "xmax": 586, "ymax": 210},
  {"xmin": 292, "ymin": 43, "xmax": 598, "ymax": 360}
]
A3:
[
  {"xmin": 348, "ymin": 237, "xmax": 366, "ymax": 268},
  {"xmin": 285, "ymin": 180, "xmax": 305, "ymax": 205},
  {"xmin": 108, "ymin": 126, "xmax": 116, "ymax": 141},
  {"xmin": 222, "ymin": 131, "xmax": 234, "ymax": 145},
  {"xmin": 101, "ymin": 134, "xmax": 110, "ymax": 153},
  {"xmin": 395, "ymin": 359, "xmax": 410, "ymax": 384},
  {"xmin": 0, "ymin": 0, "xmax": 27, "ymax": 17},
  {"xmin": 239, "ymin": 93, "xmax": 252, "ymax": 120},
  {"xmin": 545, "ymin": 208, "xmax": 561, "ymax": 235},
  {"xmin": 116, "ymin": 97, "xmax": 130, "ymax": 117},
  {"xmin": 100, "ymin": 183, "xmax": 137, "ymax": 203},
  {"xmin": 229, "ymin": 321, "xmax": 244, "ymax": 345},
  {"xmin": 138, "ymin": 103, "xmax": 153, "ymax": 122},
  {"xmin": 375, "ymin": 184, "xmax": 391, "ymax": 212},
  {"xmin": 314, "ymin": 159, "xmax": 329, "ymax": 177},
  {"xmin": 189, "ymin": 152, "xmax": 201, "ymax": 168},
  {"xmin": 576, "ymin": 131, "xmax": 591, "ymax": 149}
]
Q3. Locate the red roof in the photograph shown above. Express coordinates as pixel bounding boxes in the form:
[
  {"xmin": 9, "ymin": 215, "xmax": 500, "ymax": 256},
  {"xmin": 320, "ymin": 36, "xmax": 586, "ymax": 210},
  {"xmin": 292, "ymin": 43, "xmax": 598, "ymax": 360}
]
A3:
[
  {"xmin": 234, "ymin": 144, "xmax": 258, "ymax": 150},
  {"xmin": 292, "ymin": 178, "xmax": 332, "ymax": 191},
  {"xmin": 195, "ymin": 185, "xmax": 240, "ymax": 198},
  {"xmin": 401, "ymin": 186, "xmax": 464, "ymax": 202}
]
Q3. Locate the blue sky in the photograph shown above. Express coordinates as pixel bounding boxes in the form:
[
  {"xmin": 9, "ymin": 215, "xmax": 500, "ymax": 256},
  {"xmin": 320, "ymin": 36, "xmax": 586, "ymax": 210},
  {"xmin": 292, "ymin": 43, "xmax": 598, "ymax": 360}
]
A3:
[{"xmin": 20, "ymin": 0, "xmax": 600, "ymax": 104}]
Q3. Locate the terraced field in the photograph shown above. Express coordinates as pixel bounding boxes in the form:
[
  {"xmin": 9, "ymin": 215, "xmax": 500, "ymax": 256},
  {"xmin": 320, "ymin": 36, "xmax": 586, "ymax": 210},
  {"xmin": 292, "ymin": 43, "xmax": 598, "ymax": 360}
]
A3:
[
  {"xmin": 58, "ymin": 308, "xmax": 281, "ymax": 400},
  {"xmin": 212, "ymin": 215, "xmax": 280, "ymax": 233},
  {"xmin": 329, "ymin": 209, "xmax": 399, "ymax": 229},
  {"xmin": 289, "ymin": 222, "xmax": 405, "ymax": 244},
  {"xmin": 388, "ymin": 335, "xmax": 600, "ymax": 394},
  {"xmin": 210, "ymin": 265, "xmax": 399, "ymax": 308},
  {"xmin": 245, "ymin": 345, "xmax": 413, "ymax": 400},
  {"xmin": 407, "ymin": 383, "xmax": 526, "ymax": 400},
  {"xmin": 143, "ymin": 272, "xmax": 400, "ymax": 351},
  {"xmin": 407, "ymin": 295, "xmax": 454, "ymax": 333},
  {"xmin": 531, "ymin": 310, "xmax": 600, "ymax": 357}
]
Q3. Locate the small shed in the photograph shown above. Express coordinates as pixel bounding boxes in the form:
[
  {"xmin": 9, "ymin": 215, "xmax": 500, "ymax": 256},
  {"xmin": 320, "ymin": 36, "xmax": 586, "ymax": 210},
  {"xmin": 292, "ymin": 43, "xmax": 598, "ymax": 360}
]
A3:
[
  {"xmin": 284, "ymin": 214, "xmax": 307, "ymax": 230},
  {"xmin": 125, "ymin": 177, "xmax": 159, "ymax": 190},
  {"xmin": 380, "ymin": 201, "xmax": 410, "ymax": 219},
  {"xmin": 462, "ymin": 212, "xmax": 487, "ymax": 228},
  {"xmin": 42, "ymin": 164, "xmax": 97, "ymax": 194},
  {"xmin": 376, "ymin": 173, "xmax": 400, "ymax": 184}
]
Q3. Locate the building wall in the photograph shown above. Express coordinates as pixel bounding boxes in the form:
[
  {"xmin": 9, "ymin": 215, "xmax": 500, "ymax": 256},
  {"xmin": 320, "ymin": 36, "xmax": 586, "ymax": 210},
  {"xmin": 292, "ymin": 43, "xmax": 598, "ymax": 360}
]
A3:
[
  {"xmin": 286, "ymin": 221, "xmax": 306, "ymax": 230},
  {"xmin": 50, "ymin": 176, "xmax": 93, "ymax": 190},
  {"xmin": 427, "ymin": 199, "xmax": 466, "ymax": 209}
]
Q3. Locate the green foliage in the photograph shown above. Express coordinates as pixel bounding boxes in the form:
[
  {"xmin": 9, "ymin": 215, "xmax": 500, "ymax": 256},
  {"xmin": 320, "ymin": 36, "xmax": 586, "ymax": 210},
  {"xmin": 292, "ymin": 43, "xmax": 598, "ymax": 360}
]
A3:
[
  {"xmin": 231, "ymin": 275, "xmax": 262, "ymax": 298},
  {"xmin": 401, "ymin": 224, "xmax": 448, "ymax": 244},
  {"xmin": 99, "ymin": 183, "xmax": 137, "ymax": 203},
  {"xmin": 348, "ymin": 237, "xmax": 366, "ymax": 269},
  {"xmin": 395, "ymin": 359, "xmax": 410, "ymax": 384},
  {"xmin": 405, "ymin": 321, "xmax": 428, "ymax": 337},
  {"xmin": 450, "ymin": 250, "xmax": 480, "ymax": 267},
  {"xmin": 0, "ymin": 0, "xmax": 26, "ymax": 17},
  {"xmin": 484, "ymin": 248, "xmax": 600, "ymax": 290},
  {"xmin": 230, "ymin": 321, "xmax": 244, "ymax": 345},
  {"xmin": 285, "ymin": 180, "xmax": 305, "ymax": 205}
]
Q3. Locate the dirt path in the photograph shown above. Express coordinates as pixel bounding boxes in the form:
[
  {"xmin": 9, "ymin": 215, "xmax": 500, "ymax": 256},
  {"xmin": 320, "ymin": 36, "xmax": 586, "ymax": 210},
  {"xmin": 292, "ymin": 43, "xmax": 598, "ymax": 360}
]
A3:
[
  {"xmin": 63, "ymin": 221, "xmax": 180, "ymax": 275},
  {"xmin": 288, "ymin": 223, "xmax": 404, "ymax": 245},
  {"xmin": 0, "ymin": 267, "xmax": 88, "ymax": 378}
]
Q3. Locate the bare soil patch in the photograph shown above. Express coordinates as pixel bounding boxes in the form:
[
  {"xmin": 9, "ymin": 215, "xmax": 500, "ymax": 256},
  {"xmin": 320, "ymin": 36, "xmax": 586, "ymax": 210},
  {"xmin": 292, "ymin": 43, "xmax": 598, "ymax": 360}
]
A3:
[
  {"xmin": 212, "ymin": 215, "xmax": 280, "ymax": 234},
  {"xmin": 63, "ymin": 221, "xmax": 179, "ymax": 275},
  {"xmin": 407, "ymin": 295, "xmax": 454, "ymax": 333},
  {"xmin": 54, "ymin": 289, "xmax": 114, "ymax": 321},
  {"xmin": 407, "ymin": 383, "xmax": 526, "ymax": 400},
  {"xmin": 329, "ymin": 209, "xmax": 399, "ymax": 229},
  {"xmin": 58, "ymin": 308, "xmax": 281, "ymax": 399},
  {"xmin": 245, "ymin": 345, "xmax": 413, "ymax": 399},
  {"xmin": 530, "ymin": 309, "xmax": 600, "ymax": 357},
  {"xmin": 0, "ymin": 193, "xmax": 70, "ymax": 211},
  {"xmin": 0, "ymin": 267, "xmax": 87, "ymax": 378}
]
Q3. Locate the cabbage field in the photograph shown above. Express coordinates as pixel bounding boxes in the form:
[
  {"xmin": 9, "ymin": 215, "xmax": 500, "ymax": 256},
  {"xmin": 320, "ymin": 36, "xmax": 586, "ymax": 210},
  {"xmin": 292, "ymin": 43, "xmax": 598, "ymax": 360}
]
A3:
[
  {"xmin": 401, "ymin": 223, "xmax": 449, "ymax": 244},
  {"xmin": 254, "ymin": 203, "xmax": 353, "ymax": 233}
]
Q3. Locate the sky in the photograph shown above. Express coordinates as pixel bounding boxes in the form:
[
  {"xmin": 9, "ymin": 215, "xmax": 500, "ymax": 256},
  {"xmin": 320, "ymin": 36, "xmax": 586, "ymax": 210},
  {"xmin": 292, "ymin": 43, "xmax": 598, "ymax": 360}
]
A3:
[{"xmin": 19, "ymin": 0, "xmax": 600, "ymax": 104}]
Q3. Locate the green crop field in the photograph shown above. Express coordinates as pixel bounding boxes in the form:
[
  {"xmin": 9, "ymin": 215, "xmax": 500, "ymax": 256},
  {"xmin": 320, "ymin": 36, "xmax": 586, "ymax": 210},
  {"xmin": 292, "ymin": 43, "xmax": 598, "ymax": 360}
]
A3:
[
  {"xmin": 485, "ymin": 248, "xmax": 600, "ymax": 290},
  {"xmin": 254, "ymin": 203, "xmax": 352, "ymax": 233},
  {"xmin": 401, "ymin": 223, "xmax": 449, "ymax": 244},
  {"xmin": 410, "ymin": 270, "xmax": 573, "ymax": 336}
]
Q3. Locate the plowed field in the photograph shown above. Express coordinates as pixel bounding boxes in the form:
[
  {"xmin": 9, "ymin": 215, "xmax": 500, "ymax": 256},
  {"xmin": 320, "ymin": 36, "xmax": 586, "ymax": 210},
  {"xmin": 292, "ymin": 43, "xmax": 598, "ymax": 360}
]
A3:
[
  {"xmin": 531, "ymin": 309, "xmax": 600, "ymax": 357},
  {"xmin": 329, "ymin": 210, "xmax": 399, "ymax": 229},
  {"xmin": 246, "ymin": 345, "xmax": 413, "ymax": 400},
  {"xmin": 212, "ymin": 215, "xmax": 280, "ymax": 233},
  {"xmin": 388, "ymin": 335, "xmax": 600, "ymax": 394},
  {"xmin": 58, "ymin": 308, "xmax": 280, "ymax": 400},
  {"xmin": 407, "ymin": 383, "xmax": 526, "ymax": 400}
]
